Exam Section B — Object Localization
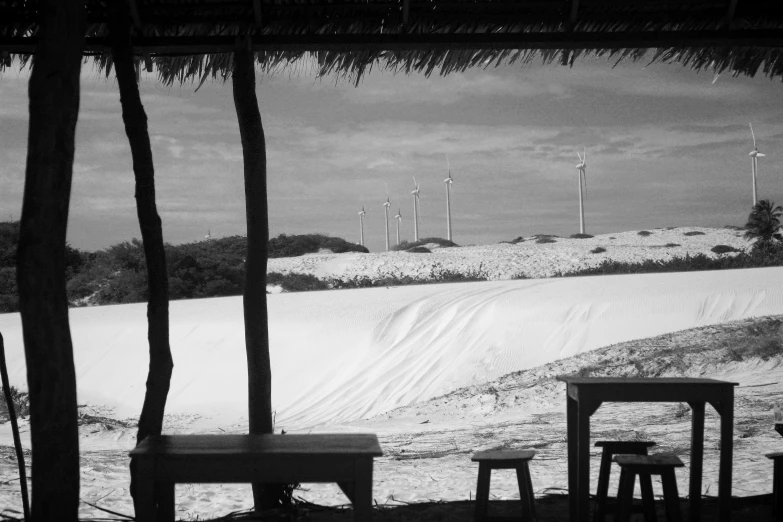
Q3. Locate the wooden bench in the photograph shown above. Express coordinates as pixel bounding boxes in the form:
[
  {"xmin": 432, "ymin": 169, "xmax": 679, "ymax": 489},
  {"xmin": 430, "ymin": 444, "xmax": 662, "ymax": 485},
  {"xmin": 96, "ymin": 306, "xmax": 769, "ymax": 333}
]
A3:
[{"xmin": 129, "ymin": 433, "xmax": 383, "ymax": 522}]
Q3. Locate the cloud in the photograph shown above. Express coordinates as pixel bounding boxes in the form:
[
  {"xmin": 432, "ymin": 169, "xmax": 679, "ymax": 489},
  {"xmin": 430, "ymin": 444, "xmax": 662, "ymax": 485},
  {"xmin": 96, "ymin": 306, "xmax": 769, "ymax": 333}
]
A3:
[{"xmin": 337, "ymin": 72, "xmax": 568, "ymax": 105}]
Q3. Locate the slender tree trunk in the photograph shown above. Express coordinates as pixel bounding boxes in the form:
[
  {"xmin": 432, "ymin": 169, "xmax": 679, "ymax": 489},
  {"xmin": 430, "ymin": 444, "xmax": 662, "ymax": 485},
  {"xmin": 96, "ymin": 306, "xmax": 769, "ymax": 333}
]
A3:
[
  {"xmin": 232, "ymin": 44, "xmax": 281, "ymax": 510},
  {"xmin": 17, "ymin": 1, "xmax": 84, "ymax": 520},
  {"xmin": 108, "ymin": 3, "xmax": 174, "ymax": 516}
]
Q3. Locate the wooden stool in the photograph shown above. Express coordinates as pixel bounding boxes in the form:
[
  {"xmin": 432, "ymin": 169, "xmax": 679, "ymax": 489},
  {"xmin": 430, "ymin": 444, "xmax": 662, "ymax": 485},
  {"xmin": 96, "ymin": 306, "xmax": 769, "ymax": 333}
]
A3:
[
  {"xmin": 471, "ymin": 449, "xmax": 536, "ymax": 522},
  {"xmin": 593, "ymin": 441, "xmax": 656, "ymax": 522},
  {"xmin": 767, "ymin": 452, "xmax": 783, "ymax": 522},
  {"xmin": 614, "ymin": 454, "xmax": 684, "ymax": 522}
]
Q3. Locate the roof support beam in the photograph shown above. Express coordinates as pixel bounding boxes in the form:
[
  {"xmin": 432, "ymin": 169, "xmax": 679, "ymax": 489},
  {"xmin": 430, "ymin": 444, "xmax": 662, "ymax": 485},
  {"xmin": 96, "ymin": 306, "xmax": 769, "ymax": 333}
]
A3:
[
  {"xmin": 724, "ymin": 0, "xmax": 738, "ymax": 26},
  {"xmin": 126, "ymin": 0, "xmax": 143, "ymax": 31},
  {"xmin": 253, "ymin": 0, "xmax": 263, "ymax": 28},
  {"xmin": 3, "ymin": 30, "xmax": 783, "ymax": 54},
  {"xmin": 569, "ymin": 0, "xmax": 580, "ymax": 23}
]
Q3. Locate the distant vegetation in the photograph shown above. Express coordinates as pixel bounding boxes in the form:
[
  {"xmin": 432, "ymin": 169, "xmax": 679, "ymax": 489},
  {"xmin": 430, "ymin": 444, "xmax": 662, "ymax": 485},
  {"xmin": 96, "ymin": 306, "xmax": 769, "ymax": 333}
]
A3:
[
  {"xmin": 0, "ymin": 225, "xmax": 367, "ymax": 312},
  {"xmin": 683, "ymin": 231, "xmax": 705, "ymax": 236},
  {"xmin": 391, "ymin": 237, "xmax": 458, "ymax": 251},
  {"xmin": 570, "ymin": 233, "xmax": 594, "ymax": 239},
  {"xmin": 590, "ymin": 247, "xmax": 606, "ymax": 254},
  {"xmin": 268, "ymin": 233, "xmax": 368, "ymax": 258},
  {"xmin": 558, "ymin": 245, "xmax": 783, "ymax": 278},
  {"xmin": 637, "ymin": 230, "xmax": 652, "ymax": 236}
]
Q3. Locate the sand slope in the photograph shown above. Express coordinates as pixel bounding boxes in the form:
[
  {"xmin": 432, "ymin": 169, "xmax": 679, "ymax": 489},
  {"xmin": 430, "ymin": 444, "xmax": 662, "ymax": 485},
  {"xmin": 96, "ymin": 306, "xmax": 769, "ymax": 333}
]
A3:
[{"xmin": 1, "ymin": 266, "xmax": 782, "ymax": 432}]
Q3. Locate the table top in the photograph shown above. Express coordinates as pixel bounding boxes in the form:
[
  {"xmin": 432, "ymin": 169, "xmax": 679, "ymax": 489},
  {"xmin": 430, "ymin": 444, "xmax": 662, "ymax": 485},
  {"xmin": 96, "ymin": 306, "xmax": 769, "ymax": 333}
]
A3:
[
  {"xmin": 130, "ymin": 433, "xmax": 383, "ymax": 458},
  {"xmin": 557, "ymin": 376, "xmax": 738, "ymax": 386}
]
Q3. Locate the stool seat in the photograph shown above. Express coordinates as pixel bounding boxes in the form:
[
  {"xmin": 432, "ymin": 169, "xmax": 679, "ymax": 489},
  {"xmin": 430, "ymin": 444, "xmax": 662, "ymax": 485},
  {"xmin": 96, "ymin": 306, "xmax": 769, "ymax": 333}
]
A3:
[
  {"xmin": 472, "ymin": 449, "xmax": 535, "ymax": 464},
  {"xmin": 593, "ymin": 441, "xmax": 656, "ymax": 522},
  {"xmin": 595, "ymin": 440, "xmax": 656, "ymax": 451},
  {"xmin": 472, "ymin": 450, "xmax": 537, "ymax": 522},
  {"xmin": 615, "ymin": 454, "xmax": 683, "ymax": 522},
  {"xmin": 614, "ymin": 454, "xmax": 684, "ymax": 472}
]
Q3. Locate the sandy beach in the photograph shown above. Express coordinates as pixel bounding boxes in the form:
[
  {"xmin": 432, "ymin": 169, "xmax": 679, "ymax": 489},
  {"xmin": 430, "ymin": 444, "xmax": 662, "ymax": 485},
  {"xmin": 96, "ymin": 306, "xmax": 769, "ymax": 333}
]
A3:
[{"xmin": 0, "ymin": 226, "xmax": 781, "ymax": 520}]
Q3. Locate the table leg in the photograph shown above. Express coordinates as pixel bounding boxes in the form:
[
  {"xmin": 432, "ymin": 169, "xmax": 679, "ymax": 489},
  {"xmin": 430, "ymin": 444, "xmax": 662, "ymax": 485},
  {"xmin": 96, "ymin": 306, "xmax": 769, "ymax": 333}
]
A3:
[
  {"xmin": 718, "ymin": 389, "xmax": 734, "ymax": 522},
  {"xmin": 689, "ymin": 401, "xmax": 705, "ymax": 522},
  {"xmin": 577, "ymin": 400, "xmax": 592, "ymax": 522},
  {"xmin": 567, "ymin": 394, "xmax": 578, "ymax": 522},
  {"xmin": 132, "ymin": 457, "xmax": 155, "ymax": 522},
  {"xmin": 353, "ymin": 457, "xmax": 374, "ymax": 522},
  {"xmin": 156, "ymin": 481, "xmax": 175, "ymax": 522}
]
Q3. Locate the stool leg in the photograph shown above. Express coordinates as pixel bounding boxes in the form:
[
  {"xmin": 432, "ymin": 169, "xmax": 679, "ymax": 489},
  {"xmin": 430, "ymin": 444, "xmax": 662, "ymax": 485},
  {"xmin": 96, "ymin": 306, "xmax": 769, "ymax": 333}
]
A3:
[
  {"xmin": 594, "ymin": 450, "xmax": 613, "ymax": 522},
  {"xmin": 516, "ymin": 462, "xmax": 537, "ymax": 522},
  {"xmin": 524, "ymin": 462, "xmax": 537, "ymax": 522},
  {"xmin": 475, "ymin": 463, "xmax": 491, "ymax": 522},
  {"xmin": 774, "ymin": 460, "xmax": 782, "ymax": 522},
  {"xmin": 638, "ymin": 473, "xmax": 656, "ymax": 522},
  {"xmin": 616, "ymin": 469, "xmax": 636, "ymax": 522},
  {"xmin": 660, "ymin": 469, "xmax": 682, "ymax": 522}
]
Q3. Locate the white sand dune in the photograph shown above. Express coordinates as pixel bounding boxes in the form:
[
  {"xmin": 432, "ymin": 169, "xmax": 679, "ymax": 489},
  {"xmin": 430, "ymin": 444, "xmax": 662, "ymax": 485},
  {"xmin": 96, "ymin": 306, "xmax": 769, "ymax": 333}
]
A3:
[{"xmin": 2, "ymin": 266, "xmax": 782, "ymax": 433}]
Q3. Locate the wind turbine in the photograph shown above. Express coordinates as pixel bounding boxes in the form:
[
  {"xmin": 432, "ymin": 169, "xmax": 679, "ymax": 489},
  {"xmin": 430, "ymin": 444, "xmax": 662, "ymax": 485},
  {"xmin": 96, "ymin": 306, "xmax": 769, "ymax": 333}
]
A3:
[
  {"xmin": 358, "ymin": 206, "xmax": 366, "ymax": 246},
  {"xmin": 411, "ymin": 176, "xmax": 421, "ymax": 242},
  {"xmin": 444, "ymin": 155, "xmax": 454, "ymax": 241},
  {"xmin": 576, "ymin": 148, "xmax": 587, "ymax": 235},
  {"xmin": 394, "ymin": 206, "xmax": 402, "ymax": 246},
  {"xmin": 383, "ymin": 195, "xmax": 391, "ymax": 252},
  {"xmin": 749, "ymin": 123, "xmax": 766, "ymax": 206}
]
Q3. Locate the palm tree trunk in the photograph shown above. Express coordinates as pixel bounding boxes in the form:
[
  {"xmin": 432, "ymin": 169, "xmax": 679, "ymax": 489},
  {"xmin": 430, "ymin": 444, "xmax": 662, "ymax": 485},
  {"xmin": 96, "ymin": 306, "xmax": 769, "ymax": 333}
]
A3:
[
  {"xmin": 232, "ymin": 43, "xmax": 281, "ymax": 510},
  {"xmin": 108, "ymin": 4, "xmax": 174, "ymax": 516},
  {"xmin": 16, "ymin": 1, "xmax": 84, "ymax": 520}
]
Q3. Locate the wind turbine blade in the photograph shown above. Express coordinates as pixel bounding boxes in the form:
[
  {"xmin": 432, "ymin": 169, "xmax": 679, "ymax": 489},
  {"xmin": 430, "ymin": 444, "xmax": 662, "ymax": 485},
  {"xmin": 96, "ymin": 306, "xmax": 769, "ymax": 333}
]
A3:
[
  {"xmin": 750, "ymin": 122, "xmax": 756, "ymax": 147},
  {"xmin": 583, "ymin": 147, "xmax": 586, "ymax": 163},
  {"xmin": 576, "ymin": 151, "xmax": 582, "ymax": 162}
]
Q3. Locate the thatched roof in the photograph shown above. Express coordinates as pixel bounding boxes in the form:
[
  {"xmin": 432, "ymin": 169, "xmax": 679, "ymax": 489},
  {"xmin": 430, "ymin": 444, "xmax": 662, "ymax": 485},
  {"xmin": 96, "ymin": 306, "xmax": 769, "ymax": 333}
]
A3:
[{"xmin": 2, "ymin": 0, "xmax": 783, "ymax": 83}]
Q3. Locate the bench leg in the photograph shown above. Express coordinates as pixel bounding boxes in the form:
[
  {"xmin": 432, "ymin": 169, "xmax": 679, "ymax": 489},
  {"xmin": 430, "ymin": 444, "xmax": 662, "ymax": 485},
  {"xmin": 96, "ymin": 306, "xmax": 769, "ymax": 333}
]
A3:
[
  {"xmin": 475, "ymin": 463, "xmax": 491, "ymax": 522},
  {"xmin": 353, "ymin": 457, "xmax": 374, "ymax": 522},
  {"xmin": 132, "ymin": 458, "xmax": 156, "ymax": 522},
  {"xmin": 616, "ymin": 469, "xmax": 635, "ymax": 522},
  {"xmin": 156, "ymin": 481, "xmax": 175, "ymax": 522}
]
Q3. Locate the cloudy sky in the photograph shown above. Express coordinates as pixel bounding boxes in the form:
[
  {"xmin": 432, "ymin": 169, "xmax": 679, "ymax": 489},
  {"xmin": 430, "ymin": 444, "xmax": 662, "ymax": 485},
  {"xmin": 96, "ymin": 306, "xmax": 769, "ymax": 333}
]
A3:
[{"xmin": 1, "ymin": 56, "xmax": 782, "ymax": 253}]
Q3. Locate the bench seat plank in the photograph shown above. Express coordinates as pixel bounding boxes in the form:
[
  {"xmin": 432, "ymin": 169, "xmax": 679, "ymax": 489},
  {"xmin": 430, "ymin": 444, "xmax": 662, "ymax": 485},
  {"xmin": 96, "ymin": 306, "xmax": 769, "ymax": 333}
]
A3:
[{"xmin": 130, "ymin": 434, "xmax": 383, "ymax": 457}]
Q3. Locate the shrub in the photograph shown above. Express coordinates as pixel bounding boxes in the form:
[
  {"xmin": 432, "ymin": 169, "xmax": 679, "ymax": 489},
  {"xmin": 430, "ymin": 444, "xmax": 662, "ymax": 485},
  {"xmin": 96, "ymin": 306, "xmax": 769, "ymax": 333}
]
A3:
[
  {"xmin": 391, "ymin": 237, "xmax": 458, "ymax": 251},
  {"xmin": 664, "ymin": 243, "xmax": 681, "ymax": 248},
  {"xmin": 536, "ymin": 237, "xmax": 557, "ymax": 244},
  {"xmin": 711, "ymin": 245, "xmax": 741, "ymax": 255},
  {"xmin": 531, "ymin": 234, "xmax": 558, "ymax": 239},
  {"xmin": 570, "ymin": 233, "xmax": 594, "ymax": 239},
  {"xmin": 637, "ymin": 231, "xmax": 652, "ymax": 237},
  {"xmin": 266, "ymin": 272, "xmax": 329, "ymax": 292},
  {"xmin": 683, "ymin": 231, "xmax": 706, "ymax": 236},
  {"xmin": 406, "ymin": 246, "xmax": 432, "ymax": 253},
  {"xmin": 0, "ymin": 386, "xmax": 30, "ymax": 421},
  {"xmin": 591, "ymin": 247, "xmax": 606, "ymax": 254}
]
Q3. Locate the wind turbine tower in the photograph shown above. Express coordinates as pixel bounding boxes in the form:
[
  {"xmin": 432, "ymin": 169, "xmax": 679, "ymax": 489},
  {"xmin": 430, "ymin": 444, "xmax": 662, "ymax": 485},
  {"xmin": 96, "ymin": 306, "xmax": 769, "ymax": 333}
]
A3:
[
  {"xmin": 749, "ymin": 123, "xmax": 766, "ymax": 206},
  {"xmin": 444, "ymin": 156, "xmax": 454, "ymax": 241},
  {"xmin": 358, "ymin": 206, "xmax": 366, "ymax": 246},
  {"xmin": 394, "ymin": 207, "xmax": 402, "ymax": 245},
  {"xmin": 411, "ymin": 177, "xmax": 421, "ymax": 242},
  {"xmin": 576, "ymin": 149, "xmax": 587, "ymax": 235},
  {"xmin": 383, "ymin": 196, "xmax": 391, "ymax": 252}
]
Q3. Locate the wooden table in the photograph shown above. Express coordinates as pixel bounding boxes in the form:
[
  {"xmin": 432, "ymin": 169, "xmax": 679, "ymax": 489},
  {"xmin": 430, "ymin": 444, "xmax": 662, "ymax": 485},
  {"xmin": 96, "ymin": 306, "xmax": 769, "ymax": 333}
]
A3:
[
  {"xmin": 557, "ymin": 377, "xmax": 737, "ymax": 522},
  {"xmin": 129, "ymin": 433, "xmax": 383, "ymax": 521}
]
